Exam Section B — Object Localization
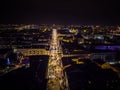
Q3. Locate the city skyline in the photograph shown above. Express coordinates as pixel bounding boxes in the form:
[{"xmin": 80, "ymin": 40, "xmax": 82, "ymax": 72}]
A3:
[{"xmin": 0, "ymin": 0, "xmax": 120, "ymax": 25}]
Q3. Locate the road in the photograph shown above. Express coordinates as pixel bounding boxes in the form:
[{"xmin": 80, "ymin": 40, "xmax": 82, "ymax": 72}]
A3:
[
  {"xmin": 0, "ymin": 64, "xmax": 27, "ymax": 76},
  {"xmin": 63, "ymin": 54, "xmax": 91, "ymax": 58},
  {"xmin": 46, "ymin": 29, "xmax": 69, "ymax": 90}
]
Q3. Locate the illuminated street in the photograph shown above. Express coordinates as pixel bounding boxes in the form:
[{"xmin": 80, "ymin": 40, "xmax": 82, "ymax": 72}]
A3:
[{"xmin": 47, "ymin": 29, "xmax": 69, "ymax": 90}]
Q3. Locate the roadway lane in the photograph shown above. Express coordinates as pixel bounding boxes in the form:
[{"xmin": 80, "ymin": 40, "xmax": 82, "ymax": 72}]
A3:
[{"xmin": 46, "ymin": 29, "xmax": 69, "ymax": 90}]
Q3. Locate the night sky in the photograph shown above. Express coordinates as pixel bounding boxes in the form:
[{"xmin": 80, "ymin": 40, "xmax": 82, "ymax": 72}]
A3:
[{"xmin": 0, "ymin": 0, "xmax": 120, "ymax": 25}]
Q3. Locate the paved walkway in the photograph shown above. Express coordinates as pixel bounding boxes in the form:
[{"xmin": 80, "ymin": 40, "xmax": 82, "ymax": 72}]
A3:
[{"xmin": 46, "ymin": 29, "xmax": 69, "ymax": 90}]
